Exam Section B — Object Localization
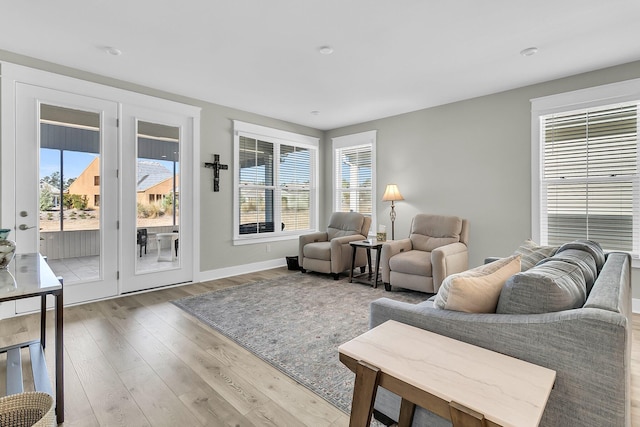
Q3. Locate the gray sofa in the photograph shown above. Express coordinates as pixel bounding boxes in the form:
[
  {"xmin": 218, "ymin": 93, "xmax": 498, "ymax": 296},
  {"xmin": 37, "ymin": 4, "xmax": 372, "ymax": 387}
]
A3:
[{"xmin": 369, "ymin": 250, "xmax": 632, "ymax": 426}]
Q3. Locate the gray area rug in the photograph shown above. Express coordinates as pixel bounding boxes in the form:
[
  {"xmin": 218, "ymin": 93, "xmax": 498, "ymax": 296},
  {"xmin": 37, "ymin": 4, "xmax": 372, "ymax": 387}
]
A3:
[{"xmin": 172, "ymin": 272, "xmax": 427, "ymax": 413}]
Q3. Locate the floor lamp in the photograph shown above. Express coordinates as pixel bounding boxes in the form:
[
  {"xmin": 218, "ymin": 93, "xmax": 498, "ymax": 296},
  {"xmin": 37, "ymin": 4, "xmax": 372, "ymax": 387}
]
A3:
[{"xmin": 382, "ymin": 184, "xmax": 404, "ymax": 240}]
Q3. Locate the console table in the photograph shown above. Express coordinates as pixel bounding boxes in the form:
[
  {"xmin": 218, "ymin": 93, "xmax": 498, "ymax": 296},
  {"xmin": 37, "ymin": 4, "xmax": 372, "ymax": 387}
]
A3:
[
  {"xmin": 0, "ymin": 253, "xmax": 64, "ymax": 424},
  {"xmin": 339, "ymin": 320, "xmax": 555, "ymax": 427}
]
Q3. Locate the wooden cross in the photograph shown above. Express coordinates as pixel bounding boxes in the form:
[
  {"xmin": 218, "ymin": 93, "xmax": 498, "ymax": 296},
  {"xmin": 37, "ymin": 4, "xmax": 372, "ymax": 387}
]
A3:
[{"xmin": 204, "ymin": 154, "xmax": 228, "ymax": 192}]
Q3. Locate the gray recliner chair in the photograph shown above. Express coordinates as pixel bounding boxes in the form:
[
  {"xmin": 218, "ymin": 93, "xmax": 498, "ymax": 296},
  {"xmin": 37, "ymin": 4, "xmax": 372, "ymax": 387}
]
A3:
[
  {"xmin": 380, "ymin": 213, "xmax": 469, "ymax": 293},
  {"xmin": 299, "ymin": 212, "xmax": 372, "ymax": 279}
]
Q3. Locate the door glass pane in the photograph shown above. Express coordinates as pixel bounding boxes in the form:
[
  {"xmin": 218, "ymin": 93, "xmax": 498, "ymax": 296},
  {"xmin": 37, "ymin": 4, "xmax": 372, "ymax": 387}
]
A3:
[
  {"xmin": 136, "ymin": 121, "xmax": 180, "ymax": 273},
  {"xmin": 39, "ymin": 104, "xmax": 101, "ymax": 283}
]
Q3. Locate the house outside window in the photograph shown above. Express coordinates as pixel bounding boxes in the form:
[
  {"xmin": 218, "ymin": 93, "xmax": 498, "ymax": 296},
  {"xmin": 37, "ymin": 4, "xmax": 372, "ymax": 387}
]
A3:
[
  {"xmin": 332, "ymin": 131, "xmax": 376, "ymax": 231},
  {"xmin": 531, "ymin": 79, "xmax": 640, "ymax": 257},
  {"xmin": 233, "ymin": 121, "xmax": 318, "ymax": 244}
]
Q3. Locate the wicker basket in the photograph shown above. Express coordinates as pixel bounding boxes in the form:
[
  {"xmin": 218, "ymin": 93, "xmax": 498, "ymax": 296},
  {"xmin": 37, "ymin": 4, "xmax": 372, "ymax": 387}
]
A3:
[{"xmin": 0, "ymin": 392, "xmax": 55, "ymax": 427}]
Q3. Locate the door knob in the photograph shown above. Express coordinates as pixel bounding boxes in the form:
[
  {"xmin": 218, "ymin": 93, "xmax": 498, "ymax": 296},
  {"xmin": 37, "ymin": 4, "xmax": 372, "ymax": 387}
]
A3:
[{"xmin": 19, "ymin": 224, "xmax": 35, "ymax": 230}]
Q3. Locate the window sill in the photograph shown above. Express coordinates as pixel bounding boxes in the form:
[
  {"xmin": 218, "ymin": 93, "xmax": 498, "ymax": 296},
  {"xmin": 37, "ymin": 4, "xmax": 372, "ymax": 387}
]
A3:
[{"xmin": 233, "ymin": 233, "xmax": 301, "ymax": 246}]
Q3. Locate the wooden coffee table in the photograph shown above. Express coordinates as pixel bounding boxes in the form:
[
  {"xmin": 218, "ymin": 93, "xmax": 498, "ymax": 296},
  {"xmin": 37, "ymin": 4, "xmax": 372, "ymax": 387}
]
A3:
[{"xmin": 339, "ymin": 320, "xmax": 556, "ymax": 427}]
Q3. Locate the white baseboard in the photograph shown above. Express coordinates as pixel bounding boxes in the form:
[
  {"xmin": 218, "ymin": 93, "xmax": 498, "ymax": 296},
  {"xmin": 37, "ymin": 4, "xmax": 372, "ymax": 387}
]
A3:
[
  {"xmin": 633, "ymin": 298, "xmax": 640, "ymax": 314},
  {"xmin": 197, "ymin": 258, "xmax": 287, "ymax": 283}
]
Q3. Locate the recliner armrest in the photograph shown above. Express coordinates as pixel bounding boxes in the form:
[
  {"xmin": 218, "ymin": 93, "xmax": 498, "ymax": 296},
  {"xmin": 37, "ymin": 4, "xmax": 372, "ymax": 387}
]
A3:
[
  {"xmin": 299, "ymin": 231, "xmax": 328, "ymax": 261},
  {"xmin": 380, "ymin": 238, "xmax": 412, "ymax": 283},
  {"xmin": 329, "ymin": 234, "xmax": 368, "ymax": 273},
  {"xmin": 431, "ymin": 242, "xmax": 468, "ymax": 292}
]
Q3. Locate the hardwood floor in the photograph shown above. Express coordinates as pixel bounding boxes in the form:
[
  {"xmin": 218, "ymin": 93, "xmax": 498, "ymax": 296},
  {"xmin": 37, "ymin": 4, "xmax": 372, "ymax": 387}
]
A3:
[{"xmin": 0, "ymin": 267, "xmax": 639, "ymax": 426}]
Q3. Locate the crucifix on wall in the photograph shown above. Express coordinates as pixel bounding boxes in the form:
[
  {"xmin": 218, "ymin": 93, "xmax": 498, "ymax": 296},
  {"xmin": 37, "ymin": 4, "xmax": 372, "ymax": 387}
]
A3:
[{"xmin": 204, "ymin": 154, "xmax": 228, "ymax": 192}]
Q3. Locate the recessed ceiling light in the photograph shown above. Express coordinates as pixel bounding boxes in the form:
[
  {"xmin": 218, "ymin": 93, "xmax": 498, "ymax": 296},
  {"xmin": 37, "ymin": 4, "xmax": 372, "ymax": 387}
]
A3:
[
  {"xmin": 310, "ymin": 110, "xmax": 320, "ymax": 116},
  {"xmin": 319, "ymin": 46, "xmax": 334, "ymax": 55},
  {"xmin": 520, "ymin": 47, "xmax": 538, "ymax": 57},
  {"xmin": 105, "ymin": 46, "xmax": 122, "ymax": 56}
]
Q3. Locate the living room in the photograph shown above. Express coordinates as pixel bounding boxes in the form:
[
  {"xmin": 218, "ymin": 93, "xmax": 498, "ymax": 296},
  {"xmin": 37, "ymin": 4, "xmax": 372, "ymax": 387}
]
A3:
[{"xmin": 0, "ymin": 1, "xmax": 640, "ymax": 426}]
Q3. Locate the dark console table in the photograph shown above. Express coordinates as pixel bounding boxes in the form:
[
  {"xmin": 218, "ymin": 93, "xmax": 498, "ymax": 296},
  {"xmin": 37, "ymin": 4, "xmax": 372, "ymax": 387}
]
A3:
[{"xmin": 0, "ymin": 253, "xmax": 64, "ymax": 424}]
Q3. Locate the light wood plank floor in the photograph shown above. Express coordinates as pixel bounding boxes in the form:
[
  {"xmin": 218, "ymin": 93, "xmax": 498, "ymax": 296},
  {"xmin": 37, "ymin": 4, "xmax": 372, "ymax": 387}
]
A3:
[{"xmin": 0, "ymin": 266, "xmax": 639, "ymax": 426}]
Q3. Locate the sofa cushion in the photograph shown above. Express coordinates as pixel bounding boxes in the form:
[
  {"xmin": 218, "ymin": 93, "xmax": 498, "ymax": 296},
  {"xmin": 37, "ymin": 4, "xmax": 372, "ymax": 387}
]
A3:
[
  {"xmin": 409, "ymin": 214, "xmax": 462, "ymax": 252},
  {"xmin": 389, "ymin": 250, "xmax": 431, "ymax": 276},
  {"xmin": 302, "ymin": 241, "xmax": 331, "ymax": 260},
  {"xmin": 497, "ymin": 259, "xmax": 587, "ymax": 314},
  {"xmin": 434, "ymin": 255, "xmax": 521, "ymax": 313},
  {"xmin": 538, "ymin": 248, "xmax": 598, "ymax": 294},
  {"xmin": 512, "ymin": 239, "xmax": 558, "ymax": 271},
  {"xmin": 557, "ymin": 239, "xmax": 605, "ymax": 272}
]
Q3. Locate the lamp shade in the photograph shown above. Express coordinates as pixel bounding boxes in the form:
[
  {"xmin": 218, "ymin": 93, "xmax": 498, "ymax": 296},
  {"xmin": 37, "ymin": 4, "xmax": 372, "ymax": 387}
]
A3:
[{"xmin": 382, "ymin": 184, "xmax": 404, "ymax": 202}]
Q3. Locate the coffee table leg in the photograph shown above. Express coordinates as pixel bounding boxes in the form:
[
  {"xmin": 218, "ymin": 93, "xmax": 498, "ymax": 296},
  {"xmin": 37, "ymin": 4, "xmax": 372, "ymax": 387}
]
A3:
[
  {"xmin": 449, "ymin": 401, "xmax": 486, "ymax": 427},
  {"xmin": 349, "ymin": 360, "xmax": 380, "ymax": 427},
  {"xmin": 398, "ymin": 398, "xmax": 416, "ymax": 427}
]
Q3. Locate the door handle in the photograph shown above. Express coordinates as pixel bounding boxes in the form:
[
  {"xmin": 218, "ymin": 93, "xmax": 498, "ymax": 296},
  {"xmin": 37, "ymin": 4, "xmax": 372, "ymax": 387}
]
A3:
[{"xmin": 19, "ymin": 224, "xmax": 36, "ymax": 231}]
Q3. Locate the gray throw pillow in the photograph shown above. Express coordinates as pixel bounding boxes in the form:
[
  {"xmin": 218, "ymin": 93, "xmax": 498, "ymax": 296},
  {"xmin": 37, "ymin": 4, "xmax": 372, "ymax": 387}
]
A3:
[
  {"xmin": 496, "ymin": 259, "xmax": 587, "ymax": 314},
  {"xmin": 512, "ymin": 239, "xmax": 559, "ymax": 271},
  {"xmin": 557, "ymin": 239, "xmax": 605, "ymax": 272},
  {"xmin": 537, "ymin": 248, "xmax": 598, "ymax": 294}
]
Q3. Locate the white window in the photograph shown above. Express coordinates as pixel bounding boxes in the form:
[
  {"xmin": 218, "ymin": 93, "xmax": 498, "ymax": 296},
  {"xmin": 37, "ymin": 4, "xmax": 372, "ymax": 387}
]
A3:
[
  {"xmin": 233, "ymin": 121, "xmax": 318, "ymax": 244},
  {"xmin": 531, "ymin": 79, "xmax": 640, "ymax": 255},
  {"xmin": 332, "ymin": 131, "xmax": 376, "ymax": 231}
]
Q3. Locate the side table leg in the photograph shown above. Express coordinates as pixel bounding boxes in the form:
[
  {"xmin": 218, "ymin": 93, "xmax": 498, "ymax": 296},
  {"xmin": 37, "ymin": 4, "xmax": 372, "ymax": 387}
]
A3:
[
  {"xmin": 349, "ymin": 246, "xmax": 357, "ymax": 283},
  {"xmin": 374, "ymin": 247, "xmax": 382, "ymax": 289},
  {"xmin": 349, "ymin": 360, "xmax": 380, "ymax": 427},
  {"xmin": 55, "ymin": 287, "xmax": 64, "ymax": 424}
]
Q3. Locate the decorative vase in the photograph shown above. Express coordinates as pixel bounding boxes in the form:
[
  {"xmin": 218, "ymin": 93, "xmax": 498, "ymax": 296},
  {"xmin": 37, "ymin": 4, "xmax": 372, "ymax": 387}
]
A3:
[
  {"xmin": 0, "ymin": 270, "xmax": 16, "ymax": 292},
  {"xmin": 0, "ymin": 229, "xmax": 16, "ymax": 269}
]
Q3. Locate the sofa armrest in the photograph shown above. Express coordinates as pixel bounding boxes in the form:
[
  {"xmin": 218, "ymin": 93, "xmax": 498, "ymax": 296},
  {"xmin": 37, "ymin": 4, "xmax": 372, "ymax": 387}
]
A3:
[
  {"xmin": 298, "ymin": 231, "xmax": 328, "ymax": 261},
  {"xmin": 369, "ymin": 298, "xmax": 630, "ymax": 426},
  {"xmin": 430, "ymin": 242, "xmax": 468, "ymax": 291},
  {"xmin": 380, "ymin": 238, "xmax": 413, "ymax": 283}
]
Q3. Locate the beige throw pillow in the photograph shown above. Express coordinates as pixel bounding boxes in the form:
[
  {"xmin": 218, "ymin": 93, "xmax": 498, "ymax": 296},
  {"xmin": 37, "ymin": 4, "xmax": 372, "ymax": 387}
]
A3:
[{"xmin": 434, "ymin": 255, "xmax": 521, "ymax": 313}]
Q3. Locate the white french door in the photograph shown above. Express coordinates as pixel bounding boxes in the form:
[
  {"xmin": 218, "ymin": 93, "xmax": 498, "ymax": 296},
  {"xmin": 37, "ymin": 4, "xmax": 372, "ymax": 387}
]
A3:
[
  {"xmin": 119, "ymin": 105, "xmax": 194, "ymax": 292},
  {"xmin": 1, "ymin": 63, "xmax": 198, "ymax": 313},
  {"xmin": 14, "ymin": 84, "xmax": 119, "ymax": 305}
]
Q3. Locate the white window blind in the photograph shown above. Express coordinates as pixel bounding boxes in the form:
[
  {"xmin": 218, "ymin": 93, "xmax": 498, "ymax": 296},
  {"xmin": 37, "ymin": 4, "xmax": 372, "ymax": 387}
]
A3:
[
  {"xmin": 334, "ymin": 143, "xmax": 373, "ymax": 216},
  {"xmin": 540, "ymin": 103, "xmax": 639, "ymax": 252}
]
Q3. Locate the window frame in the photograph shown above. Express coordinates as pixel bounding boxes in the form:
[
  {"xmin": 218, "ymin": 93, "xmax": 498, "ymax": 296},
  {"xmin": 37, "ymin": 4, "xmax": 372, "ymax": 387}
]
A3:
[
  {"xmin": 332, "ymin": 131, "xmax": 377, "ymax": 235},
  {"xmin": 233, "ymin": 120, "xmax": 319, "ymax": 245},
  {"xmin": 531, "ymin": 78, "xmax": 640, "ymax": 258}
]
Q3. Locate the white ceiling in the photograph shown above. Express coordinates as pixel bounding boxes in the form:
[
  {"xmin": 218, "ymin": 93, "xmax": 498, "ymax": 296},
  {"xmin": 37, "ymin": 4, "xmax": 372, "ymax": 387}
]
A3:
[{"xmin": 2, "ymin": 0, "xmax": 640, "ymax": 130}]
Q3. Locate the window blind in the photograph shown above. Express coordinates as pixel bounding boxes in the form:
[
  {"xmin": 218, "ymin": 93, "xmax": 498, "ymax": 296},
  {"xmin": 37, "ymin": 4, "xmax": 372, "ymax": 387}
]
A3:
[
  {"xmin": 279, "ymin": 144, "xmax": 312, "ymax": 231},
  {"xmin": 541, "ymin": 103, "xmax": 638, "ymax": 252},
  {"xmin": 334, "ymin": 144, "xmax": 373, "ymax": 215}
]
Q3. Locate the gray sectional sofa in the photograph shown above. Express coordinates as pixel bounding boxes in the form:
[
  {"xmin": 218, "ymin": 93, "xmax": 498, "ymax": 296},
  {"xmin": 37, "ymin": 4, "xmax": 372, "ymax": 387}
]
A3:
[{"xmin": 369, "ymin": 245, "xmax": 632, "ymax": 426}]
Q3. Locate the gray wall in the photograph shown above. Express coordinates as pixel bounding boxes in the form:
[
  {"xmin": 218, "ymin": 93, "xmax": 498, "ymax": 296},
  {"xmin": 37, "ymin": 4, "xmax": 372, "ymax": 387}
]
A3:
[
  {"xmin": 2, "ymin": 49, "xmax": 640, "ymax": 297},
  {"xmin": 325, "ymin": 60, "xmax": 640, "ymax": 297}
]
